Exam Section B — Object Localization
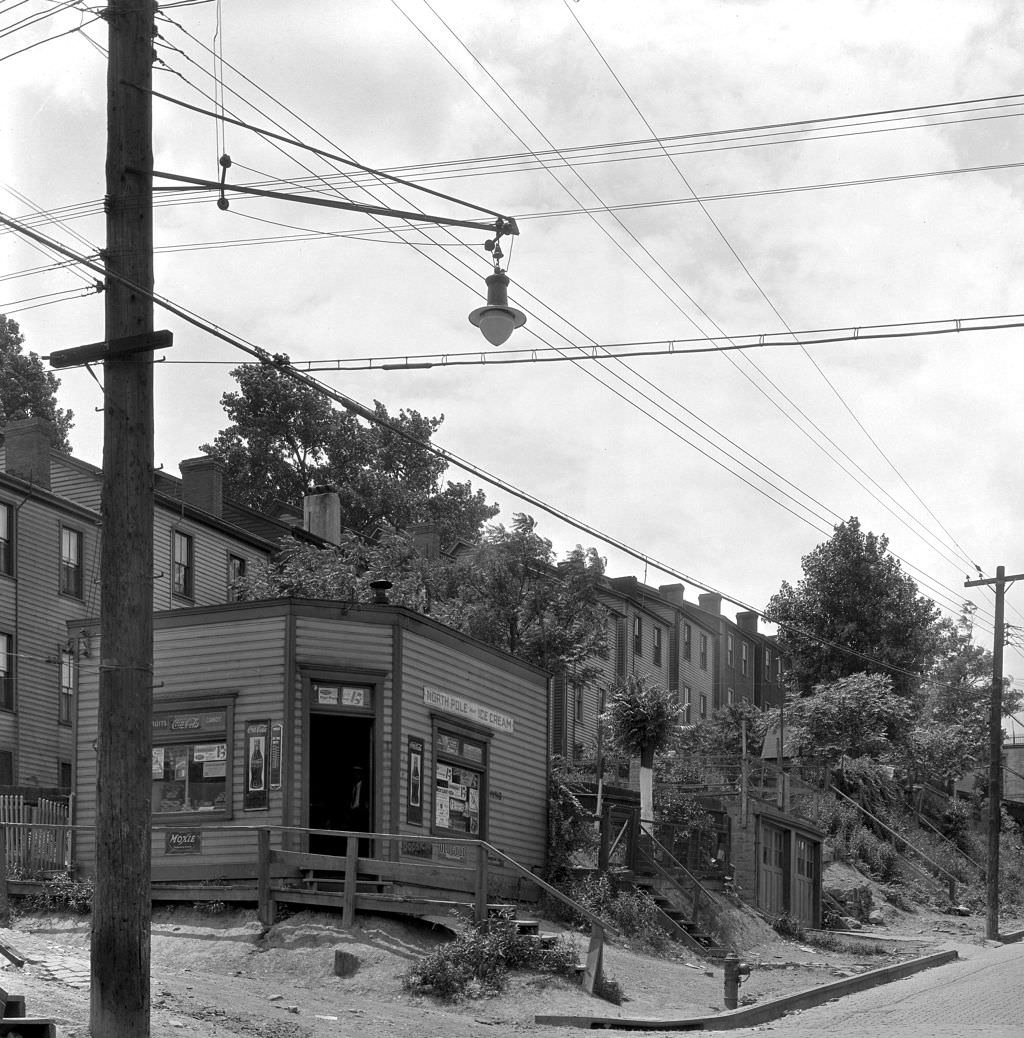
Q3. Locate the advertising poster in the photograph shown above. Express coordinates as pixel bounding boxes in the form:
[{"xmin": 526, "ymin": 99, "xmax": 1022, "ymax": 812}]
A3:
[
  {"xmin": 244, "ymin": 719, "xmax": 270, "ymax": 811},
  {"xmin": 407, "ymin": 736, "xmax": 423, "ymax": 825}
]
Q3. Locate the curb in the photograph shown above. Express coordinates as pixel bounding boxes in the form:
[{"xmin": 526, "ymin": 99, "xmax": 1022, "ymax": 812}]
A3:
[
  {"xmin": 535, "ymin": 948, "xmax": 959, "ymax": 1031},
  {"xmin": 997, "ymin": 927, "xmax": 1024, "ymax": 944}
]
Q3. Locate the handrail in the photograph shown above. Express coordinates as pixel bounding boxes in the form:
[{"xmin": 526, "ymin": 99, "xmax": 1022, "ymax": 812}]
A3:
[
  {"xmin": 829, "ymin": 784, "xmax": 960, "ymax": 884},
  {"xmin": 479, "ymin": 840, "xmax": 618, "ymax": 936}
]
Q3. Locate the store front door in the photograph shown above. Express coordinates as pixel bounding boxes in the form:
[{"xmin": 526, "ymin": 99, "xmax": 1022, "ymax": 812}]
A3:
[{"xmin": 308, "ymin": 713, "xmax": 373, "ymax": 857}]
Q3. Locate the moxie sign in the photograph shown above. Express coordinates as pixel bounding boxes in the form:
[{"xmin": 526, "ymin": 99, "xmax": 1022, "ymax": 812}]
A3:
[{"xmin": 164, "ymin": 829, "xmax": 202, "ymax": 855}]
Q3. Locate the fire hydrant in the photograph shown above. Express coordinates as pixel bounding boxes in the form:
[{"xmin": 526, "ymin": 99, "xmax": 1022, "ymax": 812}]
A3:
[{"xmin": 723, "ymin": 950, "xmax": 751, "ymax": 1009}]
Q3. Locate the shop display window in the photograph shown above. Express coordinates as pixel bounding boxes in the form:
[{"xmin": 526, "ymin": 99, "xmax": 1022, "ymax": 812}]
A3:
[
  {"xmin": 433, "ymin": 728, "xmax": 487, "ymax": 837},
  {"xmin": 151, "ymin": 701, "xmax": 233, "ymax": 817}
]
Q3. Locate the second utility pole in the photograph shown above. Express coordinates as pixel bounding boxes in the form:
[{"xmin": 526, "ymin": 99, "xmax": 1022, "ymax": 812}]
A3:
[{"xmin": 964, "ymin": 565, "xmax": 1023, "ymax": 942}]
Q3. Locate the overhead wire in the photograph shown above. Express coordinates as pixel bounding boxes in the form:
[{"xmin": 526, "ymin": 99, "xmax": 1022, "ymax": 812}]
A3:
[
  {"xmin": 95, "ymin": 10, "xmax": 1000, "ymax": 614},
  {"xmin": 400, "ymin": 0, "xmax": 985, "ymax": 619},
  {"xmin": 0, "ymin": 208, "xmax": 977, "ymax": 692},
  {"xmin": 561, "ymin": 0, "xmax": 986, "ymax": 584}
]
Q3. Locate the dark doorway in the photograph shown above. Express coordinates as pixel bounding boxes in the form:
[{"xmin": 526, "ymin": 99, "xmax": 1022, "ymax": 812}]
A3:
[{"xmin": 308, "ymin": 714, "xmax": 373, "ymax": 857}]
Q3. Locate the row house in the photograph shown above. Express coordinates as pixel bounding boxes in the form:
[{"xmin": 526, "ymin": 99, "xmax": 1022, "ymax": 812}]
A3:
[
  {"xmin": 0, "ymin": 417, "xmax": 299, "ymax": 791},
  {"xmin": 549, "ymin": 576, "xmax": 788, "ymax": 769},
  {"xmin": 693, "ymin": 593, "xmax": 786, "ymax": 713}
]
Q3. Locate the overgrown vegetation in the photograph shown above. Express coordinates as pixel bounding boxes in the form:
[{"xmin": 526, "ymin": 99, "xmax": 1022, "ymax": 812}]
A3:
[
  {"xmin": 563, "ymin": 873, "xmax": 673, "ymax": 955},
  {"xmin": 403, "ymin": 914, "xmax": 581, "ymax": 1002},
  {"xmin": 13, "ymin": 871, "xmax": 94, "ymax": 914}
]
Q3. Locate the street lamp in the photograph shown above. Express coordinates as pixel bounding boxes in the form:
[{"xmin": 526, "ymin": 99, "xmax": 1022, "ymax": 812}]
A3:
[{"xmin": 469, "ymin": 268, "xmax": 526, "ymax": 346}]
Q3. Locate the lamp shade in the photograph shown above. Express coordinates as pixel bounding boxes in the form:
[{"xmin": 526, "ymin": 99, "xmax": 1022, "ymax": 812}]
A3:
[{"xmin": 469, "ymin": 270, "xmax": 526, "ymax": 345}]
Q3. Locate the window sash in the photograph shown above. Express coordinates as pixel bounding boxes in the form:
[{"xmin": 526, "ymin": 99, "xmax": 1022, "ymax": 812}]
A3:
[
  {"xmin": 59, "ymin": 649, "xmax": 75, "ymax": 725},
  {"xmin": 653, "ymin": 627, "xmax": 662, "ymax": 666},
  {"xmin": 173, "ymin": 532, "xmax": 194, "ymax": 596},
  {"xmin": 0, "ymin": 633, "xmax": 12, "ymax": 711},
  {"xmin": 60, "ymin": 527, "xmax": 83, "ymax": 597},
  {"xmin": 0, "ymin": 503, "xmax": 11, "ymax": 575}
]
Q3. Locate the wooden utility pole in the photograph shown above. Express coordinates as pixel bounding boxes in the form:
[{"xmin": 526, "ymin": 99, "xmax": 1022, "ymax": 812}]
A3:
[
  {"xmin": 964, "ymin": 565, "xmax": 1024, "ymax": 942},
  {"xmin": 93, "ymin": 1, "xmax": 157, "ymax": 1034}
]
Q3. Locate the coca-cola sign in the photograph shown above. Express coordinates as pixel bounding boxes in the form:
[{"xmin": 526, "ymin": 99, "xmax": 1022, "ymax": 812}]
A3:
[{"xmin": 165, "ymin": 829, "xmax": 202, "ymax": 855}]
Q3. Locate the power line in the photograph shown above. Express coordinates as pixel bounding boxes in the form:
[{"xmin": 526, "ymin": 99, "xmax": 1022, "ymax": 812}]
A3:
[
  {"xmin": 146, "ymin": 12, "xmax": 991, "ymax": 622},
  {"xmin": 561, "ymin": 0, "xmax": 984, "ymax": 583},
  {"xmin": 0, "ymin": 209, "xmax": 978, "ymax": 689},
  {"xmin": 402, "ymin": 0, "xmax": 985, "ymax": 600}
]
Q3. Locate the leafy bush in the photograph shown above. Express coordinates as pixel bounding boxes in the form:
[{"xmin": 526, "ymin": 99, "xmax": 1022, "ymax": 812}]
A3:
[
  {"xmin": 546, "ymin": 759, "xmax": 599, "ymax": 882},
  {"xmin": 403, "ymin": 914, "xmax": 580, "ymax": 1002},
  {"xmin": 771, "ymin": 912, "xmax": 804, "ymax": 940},
  {"xmin": 565, "ymin": 873, "xmax": 672, "ymax": 955},
  {"xmin": 20, "ymin": 872, "xmax": 94, "ymax": 914}
]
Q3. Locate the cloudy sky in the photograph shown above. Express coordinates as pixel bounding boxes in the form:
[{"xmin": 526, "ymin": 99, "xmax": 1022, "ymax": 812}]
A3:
[{"xmin": 4, "ymin": 0, "xmax": 1024, "ymax": 705}]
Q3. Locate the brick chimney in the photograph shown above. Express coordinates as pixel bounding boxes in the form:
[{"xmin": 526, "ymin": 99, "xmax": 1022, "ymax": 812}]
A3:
[
  {"xmin": 303, "ymin": 488, "xmax": 342, "ymax": 545},
  {"xmin": 698, "ymin": 592, "xmax": 722, "ymax": 616},
  {"xmin": 2, "ymin": 417, "xmax": 54, "ymax": 490},
  {"xmin": 179, "ymin": 456, "xmax": 225, "ymax": 517},
  {"xmin": 736, "ymin": 610, "xmax": 759, "ymax": 635},
  {"xmin": 659, "ymin": 583, "xmax": 686, "ymax": 607}
]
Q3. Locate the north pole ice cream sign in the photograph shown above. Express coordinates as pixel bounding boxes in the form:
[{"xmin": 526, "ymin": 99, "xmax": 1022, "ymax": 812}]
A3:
[{"xmin": 422, "ymin": 686, "xmax": 514, "ymax": 733}]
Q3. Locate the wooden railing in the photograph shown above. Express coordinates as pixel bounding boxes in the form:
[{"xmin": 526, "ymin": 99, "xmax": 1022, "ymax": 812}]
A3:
[{"xmin": 255, "ymin": 827, "xmax": 613, "ymax": 993}]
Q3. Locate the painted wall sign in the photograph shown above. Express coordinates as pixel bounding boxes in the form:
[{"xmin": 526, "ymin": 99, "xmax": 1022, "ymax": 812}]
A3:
[
  {"xmin": 401, "ymin": 838, "xmax": 432, "ymax": 859},
  {"xmin": 153, "ymin": 708, "xmax": 226, "ymax": 735},
  {"xmin": 244, "ymin": 719, "xmax": 270, "ymax": 811},
  {"xmin": 422, "ymin": 686, "xmax": 515, "ymax": 733},
  {"xmin": 164, "ymin": 829, "xmax": 202, "ymax": 855}
]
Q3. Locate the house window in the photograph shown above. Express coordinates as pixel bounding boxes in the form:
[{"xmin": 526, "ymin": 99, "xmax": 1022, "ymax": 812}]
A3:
[
  {"xmin": 681, "ymin": 685, "xmax": 691, "ymax": 723},
  {"xmin": 741, "ymin": 642, "xmax": 749, "ymax": 677},
  {"xmin": 682, "ymin": 623, "xmax": 691, "ymax": 662},
  {"xmin": 764, "ymin": 653, "xmax": 771, "ymax": 680},
  {"xmin": 0, "ymin": 750, "xmax": 12, "ymax": 785},
  {"xmin": 727, "ymin": 687, "xmax": 735, "ymax": 706},
  {"xmin": 227, "ymin": 554, "xmax": 246, "ymax": 602},
  {"xmin": 776, "ymin": 657, "xmax": 783, "ymax": 680},
  {"xmin": 0, "ymin": 501, "xmax": 12, "ymax": 575},
  {"xmin": 60, "ymin": 526, "xmax": 83, "ymax": 598},
  {"xmin": 653, "ymin": 627, "xmax": 663, "ymax": 666},
  {"xmin": 58, "ymin": 760, "xmax": 72, "ymax": 791},
  {"xmin": 433, "ymin": 726, "xmax": 487, "ymax": 838},
  {"xmin": 59, "ymin": 647, "xmax": 75, "ymax": 725},
  {"xmin": 727, "ymin": 634, "xmax": 734, "ymax": 668},
  {"xmin": 152, "ymin": 703, "xmax": 232, "ymax": 816},
  {"xmin": 0, "ymin": 633, "xmax": 12, "ymax": 711},
  {"xmin": 574, "ymin": 682, "xmax": 584, "ymax": 723},
  {"xmin": 172, "ymin": 531, "xmax": 194, "ymax": 598},
  {"xmin": 699, "ymin": 692, "xmax": 708, "ymax": 718},
  {"xmin": 699, "ymin": 633, "xmax": 708, "ymax": 670},
  {"xmin": 633, "ymin": 616, "xmax": 642, "ymax": 655}
]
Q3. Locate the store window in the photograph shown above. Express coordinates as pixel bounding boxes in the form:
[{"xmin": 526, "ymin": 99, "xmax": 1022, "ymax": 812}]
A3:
[
  {"xmin": 432, "ymin": 726, "xmax": 487, "ymax": 838},
  {"xmin": 152, "ymin": 702, "xmax": 232, "ymax": 816},
  {"xmin": 60, "ymin": 526, "xmax": 83, "ymax": 598}
]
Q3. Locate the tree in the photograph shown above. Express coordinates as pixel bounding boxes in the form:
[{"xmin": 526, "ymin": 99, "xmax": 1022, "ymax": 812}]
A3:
[
  {"xmin": 441, "ymin": 515, "xmax": 609, "ymax": 679},
  {"xmin": 784, "ymin": 673, "xmax": 912, "ymax": 763},
  {"xmin": 235, "ymin": 512, "xmax": 610, "ymax": 681},
  {"xmin": 764, "ymin": 517, "xmax": 943, "ymax": 703},
  {"xmin": 202, "ymin": 361, "xmax": 498, "ymax": 545},
  {"xmin": 909, "ymin": 603, "xmax": 1023, "ymax": 779},
  {"xmin": 604, "ymin": 674, "xmax": 679, "ymax": 833},
  {"xmin": 0, "ymin": 314, "xmax": 73, "ymax": 450}
]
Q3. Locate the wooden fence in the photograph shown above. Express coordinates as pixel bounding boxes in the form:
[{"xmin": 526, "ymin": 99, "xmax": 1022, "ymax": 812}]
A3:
[{"xmin": 0, "ymin": 796, "xmax": 71, "ymax": 873}]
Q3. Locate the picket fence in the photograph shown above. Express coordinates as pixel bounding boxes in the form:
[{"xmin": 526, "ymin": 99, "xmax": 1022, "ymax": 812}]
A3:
[{"xmin": 0, "ymin": 795, "xmax": 71, "ymax": 873}]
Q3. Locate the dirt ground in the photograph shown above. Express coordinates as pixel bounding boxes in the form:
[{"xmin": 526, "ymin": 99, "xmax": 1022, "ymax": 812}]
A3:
[{"xmin": 2, "ymin": 868, "xmax": 1019, "ymax": 1038}]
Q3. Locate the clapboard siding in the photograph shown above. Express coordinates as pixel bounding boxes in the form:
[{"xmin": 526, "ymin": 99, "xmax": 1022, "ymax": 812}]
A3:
[
  {"xmin": 75, "ymin": 611, "xmax": 289, "ymax": 873},
  {"xmin": 152, "ymin": 507, "xmax": 270, "ymax": 610},
  {"xmin": 0, "ymin": 490, "xmax": 93, "ymax": 785},
  {"xmin": 399, "ymin": 627, "xmax": 548, "ymax": 874}
]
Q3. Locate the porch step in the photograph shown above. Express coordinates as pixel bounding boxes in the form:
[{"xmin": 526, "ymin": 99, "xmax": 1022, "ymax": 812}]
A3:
[{"xmin": 0, "ymin": 985, "xmax": 56, "ymax": 1037}]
